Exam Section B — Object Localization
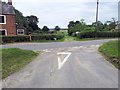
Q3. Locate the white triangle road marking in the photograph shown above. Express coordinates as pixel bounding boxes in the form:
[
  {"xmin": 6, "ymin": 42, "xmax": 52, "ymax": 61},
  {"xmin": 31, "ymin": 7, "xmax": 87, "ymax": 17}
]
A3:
[{"xmin": 57, "ymin": 52, "xmax": 71, "ymax": 70}]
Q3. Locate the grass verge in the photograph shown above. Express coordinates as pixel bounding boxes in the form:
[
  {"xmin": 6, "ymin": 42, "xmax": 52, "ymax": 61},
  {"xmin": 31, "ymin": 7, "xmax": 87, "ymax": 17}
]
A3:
[
  {"xmin": 64, "ymin": 36, "xmax": 76, "ymax": 42},
  {"xmin": 2, "ymin": 48, "xmax": 38, "ymax": 79},
  {"xmin": 99, "ymin": 40, "xmax": 120, "ymax": 69},
  {"xmin": 63, "ymin": 35, "xmax": 115, "ymax": 42}
]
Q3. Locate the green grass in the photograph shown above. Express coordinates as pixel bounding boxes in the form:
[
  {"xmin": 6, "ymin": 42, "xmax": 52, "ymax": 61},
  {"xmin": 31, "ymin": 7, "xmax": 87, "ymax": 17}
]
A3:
[
  {"xmin": 2, "ymin": 48, "xmax": 38, "ymax": 78},
  {"xmin": 75, "ymin": 38, "xmax": 97, "ymax": 41},
  {"xmin": 64, "ymin": 36, "xmax": 76, "ymax": 42},
  {"xmin": 57, "ymin": 30, "xmax": 68, "ymax": 36},
  {"xmin": 99, "ymin": 40, "xmax": 120, "ymax": 69},
  {"xmin": 0, "ymin": 49, "xmax": 2, "ymax": 79},
  {"xmin": 63, "ymin": 35, "xmax": 113, "ymax": 42}
]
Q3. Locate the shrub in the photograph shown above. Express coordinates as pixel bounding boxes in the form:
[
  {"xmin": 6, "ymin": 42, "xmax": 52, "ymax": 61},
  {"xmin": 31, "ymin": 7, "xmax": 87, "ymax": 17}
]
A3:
[
  {"xmin": 2, "ymin": 36, "xmax": 30, "ymax": 43},
  {"xmin": 31, "ymin": 34, "xmax": 64, "ymax": 41},
  {"xmin": 55, "ymin": 34, "xmax": 65, "ymax": 40},
  {"xmin": 77, "ymin": 31, "xmax": 96, "ymax": 39},
  {"xmin": 2, "ymin": 34, "xmax": 64, "ymax": 43},
  {"xmin": 77, "ymin": 31, "xmax": 120, "ymax": 39}
]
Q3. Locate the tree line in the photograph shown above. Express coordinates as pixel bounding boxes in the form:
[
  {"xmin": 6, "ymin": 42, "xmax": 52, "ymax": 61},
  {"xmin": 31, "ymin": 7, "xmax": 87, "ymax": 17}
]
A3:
[
  {"xmin": 68, "ymin": 18, "xmax": 119, "ymax": 36},
  {"xmin": 15, "ymin": 8, "xmax": 61, "ymax": 34},
  {"xmin": 14, "ymin": 3, "xmax": 118, "ymax": 35}
]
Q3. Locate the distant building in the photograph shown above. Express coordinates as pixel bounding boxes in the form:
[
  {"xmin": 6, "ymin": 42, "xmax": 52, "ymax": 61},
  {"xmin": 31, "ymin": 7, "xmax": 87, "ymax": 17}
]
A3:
[
  {"xmin": 50, "ymin": 28, "xmax": 68, "ymax": 31},
  {"xmin": 17, "ymin": 25, "xmax": 25, "ymax": 35},
  {"xmin": 0, "ymin": 0, "xmax": 16, "ymax": 36}
]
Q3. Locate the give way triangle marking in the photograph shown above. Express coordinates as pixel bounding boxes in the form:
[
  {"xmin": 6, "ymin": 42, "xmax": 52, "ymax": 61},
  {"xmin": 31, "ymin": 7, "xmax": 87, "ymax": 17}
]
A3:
[{"xmin": 57, "ymin": 52, "xmax": 71, "ymax": 70}]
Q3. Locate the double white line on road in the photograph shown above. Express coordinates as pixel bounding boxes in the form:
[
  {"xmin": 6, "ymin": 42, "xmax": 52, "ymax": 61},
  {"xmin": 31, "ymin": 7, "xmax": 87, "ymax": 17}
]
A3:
[{"xmin": 57, "ymin": 52, "xmax": 71, "ymax": 70}]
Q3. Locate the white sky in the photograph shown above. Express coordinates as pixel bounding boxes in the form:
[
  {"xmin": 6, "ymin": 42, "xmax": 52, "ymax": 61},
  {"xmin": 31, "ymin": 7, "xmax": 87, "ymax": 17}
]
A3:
[{"xmin": 2, "ymin": 0, "xmax": 119, "ymax": 28}]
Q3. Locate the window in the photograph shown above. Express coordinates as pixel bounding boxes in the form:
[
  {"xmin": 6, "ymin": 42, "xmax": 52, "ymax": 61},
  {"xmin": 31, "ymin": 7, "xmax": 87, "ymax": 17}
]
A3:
[
  {"xmin": 0, "ymin": 15, "xmax": 6, "ymax": 24},
  {"xmin": 0, "ymin": 29, "xmax": 7, "ymax": 36},
  {"xmin": 17, "ymin": 29, "xmax": 24, "ymax": 35}
]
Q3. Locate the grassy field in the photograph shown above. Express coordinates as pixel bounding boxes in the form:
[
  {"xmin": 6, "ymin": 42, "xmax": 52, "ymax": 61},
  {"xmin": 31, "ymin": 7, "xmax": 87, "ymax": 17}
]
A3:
[
  {"xmin": 99, "ymin": 40, "xmax": 120, "ymax": 69},
  {"xmin": 2, "ymin": 48, "xmax": 38, "ymax": 78}
]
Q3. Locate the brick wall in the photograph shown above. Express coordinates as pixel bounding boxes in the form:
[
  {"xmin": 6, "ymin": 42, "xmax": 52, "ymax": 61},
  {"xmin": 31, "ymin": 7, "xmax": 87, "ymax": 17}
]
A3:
[{"xmin": 1, "ymin": 15, "xmax": 16, "ymax": 36}]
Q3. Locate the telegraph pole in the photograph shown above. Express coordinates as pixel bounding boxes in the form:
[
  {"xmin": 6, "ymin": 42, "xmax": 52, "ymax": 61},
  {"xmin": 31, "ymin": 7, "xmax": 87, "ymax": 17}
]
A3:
[{"xmin": 96, "ymin": 0, "xmax": 99, "ymax": 38}]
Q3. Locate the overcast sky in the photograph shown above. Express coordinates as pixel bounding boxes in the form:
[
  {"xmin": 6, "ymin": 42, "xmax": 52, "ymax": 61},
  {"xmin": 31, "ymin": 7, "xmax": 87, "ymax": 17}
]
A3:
[{"xmin": 2, "ymin": 0, "xmax": 119, "ymax": 28}]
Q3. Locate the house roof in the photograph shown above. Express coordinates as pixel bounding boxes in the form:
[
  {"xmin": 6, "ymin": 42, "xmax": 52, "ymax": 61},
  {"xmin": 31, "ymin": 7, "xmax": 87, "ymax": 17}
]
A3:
[
  {"xmin": 0, "ymin": 2, "xmax": 15, "ymax": 15},
  {"xmin": 17, "ymin": 25, "xmax": 26, "ymax": 29}
]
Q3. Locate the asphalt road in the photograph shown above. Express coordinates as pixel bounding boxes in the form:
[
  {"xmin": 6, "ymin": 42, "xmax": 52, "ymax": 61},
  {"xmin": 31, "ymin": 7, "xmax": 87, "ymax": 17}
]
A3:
[
  {"xmin": 2, "ymin": 39, "xmax": 118, "ymax": 88},
  {"xmin": 2, "ymin": 39, "xmax": 117, "ymax": 51}
]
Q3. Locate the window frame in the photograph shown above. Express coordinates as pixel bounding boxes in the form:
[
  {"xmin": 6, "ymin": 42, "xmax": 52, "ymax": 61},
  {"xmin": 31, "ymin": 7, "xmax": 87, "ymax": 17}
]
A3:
[
  {"xmin": 17, "ymin": 29, "xmax": 25, "ymax": 35},
  {"xmin": 0, "ymin": 15, "xmax": 6, "ymax": 24},
  {"xmin": 0, "ymin": 29, "xmax": 7, "ymax": 36}
]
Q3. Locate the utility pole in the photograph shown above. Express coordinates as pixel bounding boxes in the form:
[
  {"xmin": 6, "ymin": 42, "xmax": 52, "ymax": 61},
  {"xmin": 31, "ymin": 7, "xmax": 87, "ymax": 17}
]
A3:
[{"xmin": 96, "ymin": 0, "xmax": 99, "ymax": 38}]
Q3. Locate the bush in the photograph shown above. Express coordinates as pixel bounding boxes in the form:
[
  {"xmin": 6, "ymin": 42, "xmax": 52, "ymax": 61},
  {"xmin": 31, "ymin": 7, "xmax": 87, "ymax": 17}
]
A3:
[
  {"xmin": 77, "ymin": 31, "xmax": 96, "ymax": 39},
  {"xmin": 68, "ymin": 27, "xmax": 75, "ymax": 36},
  {"xmin": 2, "ymin": 36, "xmax": 30, "ymax": 43},
  {"xmin": 77, "ymin": 31, "xmax": 120, "ymax": 39},
  {"xmin": 2, "ymin": 34, "xmax": 64, "ymax": 43},
  {"xmin": 31, "ymin": 34, "xmax": 64, "ymax": 41},
  {"xmin": 71, "ymin": 33, "xmax": 76, "ymax": 37}
]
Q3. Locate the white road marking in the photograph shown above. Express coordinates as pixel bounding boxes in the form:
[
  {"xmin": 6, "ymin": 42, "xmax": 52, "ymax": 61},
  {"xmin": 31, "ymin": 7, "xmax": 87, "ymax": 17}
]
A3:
[
  {"xmin": 43, "ymin": 49, "xmax": 51, "ymax": 52},
  {"xmin": 57, "ymin": 52, "xmax": 71, "ymax": 70},
  {"xmin": 91, "ymin": 45, "xmax": 100, "ymax": 47}
]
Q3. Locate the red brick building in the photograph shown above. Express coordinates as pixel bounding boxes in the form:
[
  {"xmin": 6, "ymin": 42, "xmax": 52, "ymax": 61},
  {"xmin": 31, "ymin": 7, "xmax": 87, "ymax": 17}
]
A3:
[{"xmin": 0, "ymin": 0, "xmax": 16, "ymax": 36}]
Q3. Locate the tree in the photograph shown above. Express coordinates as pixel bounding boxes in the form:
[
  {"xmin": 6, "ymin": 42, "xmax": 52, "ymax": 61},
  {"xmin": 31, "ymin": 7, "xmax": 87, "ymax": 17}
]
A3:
[
  {"xmin": 80, "ymin": 19, "xmax": 85, "ymax": 24},
  {"xmin": 42, "ymin": 26, "xmax": 50, "ymax": 32},
  {"xmin": 106, "ymin": 18, "xmax": 118, "ymax": 30},
  {"xmin": 15, "ymin": 9, "xmax": 29, "ymax": 27},
  {"xmin": 75, "ymin": 21, "xmax": 80, "ymax": 25},
  {"xmin": 26, "ymin": 15, "xmax": 39, "ymax": 24},
  {"xmin": 92, "ymin": 21, "xmax": 104, "ymax": 31},
  {"xmin": 68, "ymin": 19, "xmax": 88, "ymax": 36},
  {"xmin": 26, "ymin": 15, "xmax": 39, "ymax": 31},
  {"xmin": 15, "ymin": 8, "xmax": 41, "ymax": 34},
  {"xmin": 55, "ymin": 26, "xmax": 60, "ymax": 31},
  {"xmin": 68, "ymin": 21, "xmax": 75, "ymax": 28},
  {"xmin": 15, "ymin": 9, "xmax": 30, "ymax": 33}
]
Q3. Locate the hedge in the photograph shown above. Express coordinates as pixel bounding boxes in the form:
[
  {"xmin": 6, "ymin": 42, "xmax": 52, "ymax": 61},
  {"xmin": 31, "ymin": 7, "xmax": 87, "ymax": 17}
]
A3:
[
  {"xmin": 77, "ymin": 31, "xmax": 120, "ymax": 39},
  {"xmin": 2, "ymin": 36, "xmax": 30, "ymax": 43},
  {"xmin": 2, "ymin": 34, "xmax": 64, "ymax": 43},
  {"xmin": 31, "ymin": 34, "xmax": 64, "ymax": 41}
]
